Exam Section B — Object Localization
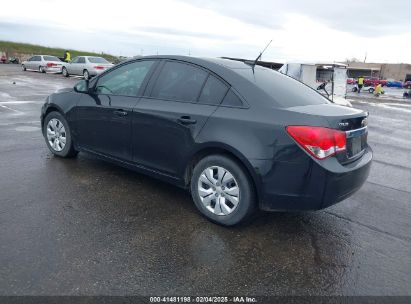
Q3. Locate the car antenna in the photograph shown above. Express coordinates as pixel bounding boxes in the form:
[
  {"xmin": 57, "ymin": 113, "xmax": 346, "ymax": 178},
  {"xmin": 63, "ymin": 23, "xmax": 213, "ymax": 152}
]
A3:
[{"xmin": 252, "ymin": 40, "xmax": 272, "ymax": 69}]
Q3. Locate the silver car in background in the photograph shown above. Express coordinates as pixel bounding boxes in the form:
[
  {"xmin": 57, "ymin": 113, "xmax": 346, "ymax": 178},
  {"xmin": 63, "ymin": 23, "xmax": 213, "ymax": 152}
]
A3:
[
  {"xmin": 21, "ymin": 55, "xmax": 64, "ymax": 73},
  {"xmin": 62, "ymin": 56, "xmax": 114, "ymax": 80}
]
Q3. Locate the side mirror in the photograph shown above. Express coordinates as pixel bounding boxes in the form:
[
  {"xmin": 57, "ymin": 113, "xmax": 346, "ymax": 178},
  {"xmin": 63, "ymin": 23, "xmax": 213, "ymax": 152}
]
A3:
[{"xmin": 74, "ymin": 79, "xmax": 89, "ymax": 93}]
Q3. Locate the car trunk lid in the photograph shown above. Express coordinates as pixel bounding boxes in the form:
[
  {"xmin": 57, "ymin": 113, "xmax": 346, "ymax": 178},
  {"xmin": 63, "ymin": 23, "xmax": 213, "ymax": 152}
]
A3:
[{"xmin": 286, "ymin": 104, "xmax": 368, "ymax": 164}]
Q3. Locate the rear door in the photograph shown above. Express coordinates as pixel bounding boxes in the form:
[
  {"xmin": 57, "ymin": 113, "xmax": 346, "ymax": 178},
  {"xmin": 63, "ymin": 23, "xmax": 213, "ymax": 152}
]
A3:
[
  {"xmin": 75, "ymin": 59, "xmax": 156, "ymax": 161},
  {"xmin": 132, "ymin": 60, "xmax": 228, "ymax": 177}
]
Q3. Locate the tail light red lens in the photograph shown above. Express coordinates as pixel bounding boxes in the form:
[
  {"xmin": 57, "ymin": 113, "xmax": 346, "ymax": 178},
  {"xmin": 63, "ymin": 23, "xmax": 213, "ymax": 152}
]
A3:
[
  {"xmin": 46, "ymin": 63, "xmax": 57, "ymax": 67},
  {"xmin": 286, "ymin": 126, "xmax": 346, "ymax": 159},
  {"xmin": 94, "ymin": 66, "xmax": 104, "ymax": 70}
]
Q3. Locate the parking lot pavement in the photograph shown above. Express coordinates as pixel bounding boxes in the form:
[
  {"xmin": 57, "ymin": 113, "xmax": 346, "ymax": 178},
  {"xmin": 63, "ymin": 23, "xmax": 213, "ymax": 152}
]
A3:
[
  {"xmin": 0, "ymin": 65, "xmax": 410, "ymax": 296},
  {"xmin": 346, "ymin": 84, "xmax": 407, "ymax": 102}
]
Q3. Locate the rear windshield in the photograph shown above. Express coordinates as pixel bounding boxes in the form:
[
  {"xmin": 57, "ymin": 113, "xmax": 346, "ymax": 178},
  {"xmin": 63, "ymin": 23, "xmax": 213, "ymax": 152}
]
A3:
[
  {"xmin": 88, "ymin": 57, "xmax": 109, "ymax": 63},
  {"xmin": 43, "ymin": 56, "xmax": 60, "ymax": 61},
  {"xmin": 233, "ymin": 67, "xmax": 330, "ymax": 108}
]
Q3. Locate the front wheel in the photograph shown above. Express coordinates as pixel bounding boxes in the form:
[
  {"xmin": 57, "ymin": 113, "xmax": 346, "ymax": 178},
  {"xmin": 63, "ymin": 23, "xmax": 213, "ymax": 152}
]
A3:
[
  {"xmin": 190, "ymin": 155, "xmax": 256, "ymax": 226},
  {"xmin": 43, "ymin": 111, "xmax": 78, "ymax": 158}
]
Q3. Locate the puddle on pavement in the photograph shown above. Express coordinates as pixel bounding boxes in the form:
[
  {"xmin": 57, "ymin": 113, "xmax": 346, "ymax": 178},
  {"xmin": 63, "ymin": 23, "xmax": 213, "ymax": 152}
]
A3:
[{"xmin": 15, "ymin": 126, "xmax": 40, "ymax": 132}]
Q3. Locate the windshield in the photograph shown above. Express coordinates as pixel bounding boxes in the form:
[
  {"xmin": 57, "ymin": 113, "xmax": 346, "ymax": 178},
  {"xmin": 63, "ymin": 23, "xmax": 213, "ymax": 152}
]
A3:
[
  {"xmin": 88, "ymin": 57, "xmax": 109, "ymax": 64},
  {"xmin": 43, "ymin": 56, "xmax": 61, "ymax": 62},
  {"xmin": 233, "ymin": 67, "xmax": 330, "ymax": 108}
]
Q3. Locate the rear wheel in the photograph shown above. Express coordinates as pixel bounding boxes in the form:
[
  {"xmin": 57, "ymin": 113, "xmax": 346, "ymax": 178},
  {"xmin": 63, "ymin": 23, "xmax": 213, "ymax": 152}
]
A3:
[
  {"xmin": 190, "ymin": 155, "xmax": 256, "ymax": 226},
  {"xmin": 22, "ymin": 64, "xmax": 26, "ymax": 71},
  {"xmin": 39, "ymin": 66, "xmax": 45, "ymax": 73},
  {"xmin": 62, "ymin": 67, "xmax": 69, "ymax": 77},
  {"xmin": 43, "ymin": 111, "xmax": 77, "ymax": 158},
  {"xmin": 83, "ymin": 69, "xmax": 90, "ymax": 80}
]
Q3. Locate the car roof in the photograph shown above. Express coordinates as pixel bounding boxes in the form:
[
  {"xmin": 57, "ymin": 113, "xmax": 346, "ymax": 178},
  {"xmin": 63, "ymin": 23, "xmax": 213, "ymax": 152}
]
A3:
[{"xmin": 141, "ymin": 55, "xmax": 251, "ymax": 70}]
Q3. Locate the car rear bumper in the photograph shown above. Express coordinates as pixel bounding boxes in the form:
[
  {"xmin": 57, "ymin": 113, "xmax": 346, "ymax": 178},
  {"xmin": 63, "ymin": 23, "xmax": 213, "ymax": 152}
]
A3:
[
  {"xmin": 89, "ymin": 68, "xmax": 108, "ymax": 76},
  {"xmin": 45, "ymin": 67, "xmax": 62, "ymax": 73},
  {"xmin": 255, "ymin": 146, "xmax": 372, "ymax": 211}
]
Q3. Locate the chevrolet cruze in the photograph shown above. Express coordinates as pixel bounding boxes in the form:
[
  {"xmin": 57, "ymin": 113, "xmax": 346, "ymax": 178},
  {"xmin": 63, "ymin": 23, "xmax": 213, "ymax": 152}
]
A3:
[{"xmin": 41, "ymin": 56, "xmax": 372, "ymax": 226}]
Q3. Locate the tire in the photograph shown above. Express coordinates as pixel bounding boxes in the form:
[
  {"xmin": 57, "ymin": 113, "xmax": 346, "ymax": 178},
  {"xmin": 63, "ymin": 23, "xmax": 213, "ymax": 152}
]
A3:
[
  {"xmin": 190, "ymin": 155, "xmax": 256, "ymax": 226},
  {"xmin": 39, "ymin": 66, "xmax": 45, "ymax": 73},
  {"xmin": 43, "ymin": 111, "xmax": 78, "ymax": 158},
  {"xmin": 368, "ymin": 88, "xmax": 374, "ymax": 93},
  {"xmin": 22, "ymin": 64, "xmax": 26, "ymax": 71},
  {"xmin": 62, "ymin": 67, "xmax": 69, "ymax": 77},
  {"xmin": 83, "ymin": 69, "xmax": 89, "ymax": 80}
]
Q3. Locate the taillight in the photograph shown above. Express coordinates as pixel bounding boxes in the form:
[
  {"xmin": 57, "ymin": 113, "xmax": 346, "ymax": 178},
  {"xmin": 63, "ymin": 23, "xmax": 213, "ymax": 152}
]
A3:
[
  {"xmin": 286, "ymin": 126, "xmax": 346, "ymax": 160},
  {"xmin": 94, "ymin": 66, "xmax": 104, "ymax": 70},
  {"xmin": 46, "ymin": 62, "xmax": 57, "ymax": 67}
]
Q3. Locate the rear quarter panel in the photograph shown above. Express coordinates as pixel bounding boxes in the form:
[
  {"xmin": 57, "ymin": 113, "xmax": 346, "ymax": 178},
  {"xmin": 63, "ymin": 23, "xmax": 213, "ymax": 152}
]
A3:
[{"xmin": 196, "ymin": 104, "xmax": 332, "ymax": 205}]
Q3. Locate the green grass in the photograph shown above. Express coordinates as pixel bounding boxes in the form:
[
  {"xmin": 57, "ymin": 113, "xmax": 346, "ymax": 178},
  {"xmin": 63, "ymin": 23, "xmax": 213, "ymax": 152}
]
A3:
[{"xmin": 0, "ymin": 40, "xmax": 118, "ymax": 62}]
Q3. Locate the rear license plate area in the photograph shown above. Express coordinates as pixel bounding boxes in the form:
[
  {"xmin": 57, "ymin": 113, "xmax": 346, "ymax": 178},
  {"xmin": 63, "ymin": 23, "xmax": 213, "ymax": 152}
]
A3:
[
  {"xmin": 347, "ymin": 130, "xmax": 367, "ymax": 158},
  {"xmin": 350, "ymin": 136, "xmax": 362, "ymax": 156}
]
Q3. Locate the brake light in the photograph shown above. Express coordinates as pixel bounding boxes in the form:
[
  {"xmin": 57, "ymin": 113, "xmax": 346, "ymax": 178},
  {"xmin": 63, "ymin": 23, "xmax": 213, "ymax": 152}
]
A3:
[
  {"xmin": 46, "ymin": 62, "xmax": 57, "ymax": 67},
  {"xmin": 94, "ymin": 66, "xmax": 104, "ymax": 70},
  {"xmin": 286, "ymin": 126, "xmax": 346, "ymax": 159}
]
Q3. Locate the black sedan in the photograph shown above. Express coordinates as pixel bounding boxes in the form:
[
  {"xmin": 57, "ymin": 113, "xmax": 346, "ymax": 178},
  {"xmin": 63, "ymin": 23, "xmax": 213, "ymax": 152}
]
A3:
[{"xmin": 41, "ymin": 56, "xmax": 372, "ymax": 226}]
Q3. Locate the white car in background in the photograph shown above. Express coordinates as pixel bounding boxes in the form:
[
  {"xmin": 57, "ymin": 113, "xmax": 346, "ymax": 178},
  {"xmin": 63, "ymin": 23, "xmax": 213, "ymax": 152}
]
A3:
[
  {"xmin": 21, "ymin": 55, "xmax": 64, "ymax": 73},
  {"xmin": 61, "ymin": 56, "xmax": 114, "ymax": 80}
]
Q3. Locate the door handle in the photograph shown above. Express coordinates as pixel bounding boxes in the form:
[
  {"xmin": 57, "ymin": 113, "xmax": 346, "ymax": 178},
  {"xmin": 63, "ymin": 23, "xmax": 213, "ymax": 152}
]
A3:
[
  {"xmin": 113, "ymin": 110, "xmax": 128, "ymax": 117},
  {"xmin": 177, "ymin": 116, "xmax": 197, "ymax": 125}
]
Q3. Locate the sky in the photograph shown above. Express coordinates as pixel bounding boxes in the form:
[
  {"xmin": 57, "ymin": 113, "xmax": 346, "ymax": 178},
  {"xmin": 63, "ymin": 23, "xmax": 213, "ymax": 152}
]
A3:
[{"xmin": 0, "ymin": 0, "xmax": 410, "ymax": 63}]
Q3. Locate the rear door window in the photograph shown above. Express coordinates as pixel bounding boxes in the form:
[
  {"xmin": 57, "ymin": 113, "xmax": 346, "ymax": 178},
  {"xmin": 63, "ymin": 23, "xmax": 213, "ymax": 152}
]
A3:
[
  {"xmin": 198, "ymin": 75, "xmax": 228, "ymax": 105},
  {"xmin": 150, "ymin": 61, "xmax": 207, "ymax": 102}
]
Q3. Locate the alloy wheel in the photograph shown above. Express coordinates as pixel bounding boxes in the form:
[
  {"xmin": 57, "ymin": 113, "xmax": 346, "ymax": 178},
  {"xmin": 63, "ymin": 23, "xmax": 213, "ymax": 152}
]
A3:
[
  {"xmin": 197, "ymin": 166, "xmax": 240, "ymax": 216},
  {"xmin": 46, "ymin": 118, "xmax": 66, "ymax": 152}
]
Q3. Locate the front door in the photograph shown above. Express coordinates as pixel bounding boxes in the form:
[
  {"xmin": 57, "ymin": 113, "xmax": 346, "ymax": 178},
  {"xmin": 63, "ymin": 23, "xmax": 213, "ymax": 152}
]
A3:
[
  {"xmin": 30, "ymin": 56, "xmax": 41, "ymax": 70},
  {"xmin": 75, "ymin": 60, "xmax": 156, "ymax": 161}
]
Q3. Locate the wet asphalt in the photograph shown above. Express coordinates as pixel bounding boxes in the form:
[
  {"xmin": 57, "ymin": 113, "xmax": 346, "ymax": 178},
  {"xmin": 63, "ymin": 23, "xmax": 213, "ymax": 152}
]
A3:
[{"xmin": 0, "ymin": 64, "xmax": 410, "ymax": 296}]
